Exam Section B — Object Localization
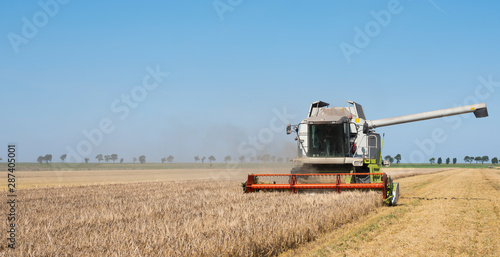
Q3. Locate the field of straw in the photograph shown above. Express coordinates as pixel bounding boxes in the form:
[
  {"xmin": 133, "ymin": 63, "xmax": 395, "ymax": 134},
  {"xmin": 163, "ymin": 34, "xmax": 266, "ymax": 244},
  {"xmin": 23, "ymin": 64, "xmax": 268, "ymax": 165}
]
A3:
[
  {"xmin": 2, "ymin": 180, "xmax": 381, "ymax": 256},
  {"xmin": 385, "ymin": 168, "xmax": 451, "ymax": 179}
]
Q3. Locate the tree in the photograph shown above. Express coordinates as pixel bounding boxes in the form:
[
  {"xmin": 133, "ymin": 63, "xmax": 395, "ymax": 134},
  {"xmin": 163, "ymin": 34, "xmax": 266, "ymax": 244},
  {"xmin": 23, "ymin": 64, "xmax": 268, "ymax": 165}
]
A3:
[
  {"xmin": 429, "ymin": 158, "xmax": 435, "ymax": 164},
  {"xmin": 474, "ymin": 156, "xmax": 481, "ymax": 164},
  {"xmin": 208, "ymin": 155, "xmax": 216, "ymax": 163},
  {"xmin": 194, "ymin": 156, "xmax": 200, "ymax": 162},
  {"xmin": 167, "ymin": 155, "xmax": 174, "ymax": 163},
  {"xmin": 394, "ymin": 154, "xmax": 402, "ymax": 164},
  {"xmin": 277, "ymin": 157, "xmax": 283, "ymax": 163},
  {"xmin": 453, "ymin": 158, "xmax": 457, "ymax": 164},
  {"xmin": 250, "ymin": 156, "xmax": 255, "ymax": 162},
  {"xmin": 492, "ymin": 157, "xmax": 498, "ymax": 164},
  {"xmin": 104, "ymin": 155, "xmax": 111, "ymax": 163},
  {"xmin": 201, "ymin": 156, "xmax": 206, "ymax": 164},
  {"xmin": 0, "ymin": 157, "xmax": 2, "ymax": 161},
  {"xmin": 60, "ymin": 154, "xmax": 67, "ymax": 162},
  {"xmin": 120, "ymin": 158, "xmax": 124, "ymax": 164},
  {"xmin": 224, "ymin": 155, "xmax": 232, "ymax": 163},
  {"xmin": 161, "ymin": 157, "xmax": 166, "ymax": 163},
  {"xmin": 271, "ymin": 155, "xmax": 276, "ymax": 163},
  {"xmin": 96, "ymin": 154, "xmax": 103, "ymax": 163},
  {"xmin": 261, "ymin": 154, "xmax": 271, "ymax": 163},
  {"xmin": 44, "ymin": 154, "xmax": 52, "ymax": 164},
  {"xmin": 384, "ymin": 155, "xmax": 394, "ymax": 164},
  {"xmin": 111, "ymin": 154, "xmax": 118, "ymax": 163},
  {"xmin": 481, "ymin": 156, "xmax": 489, "ymax": 164},
  {"xmin": 84, "ymin": 158, "xmax": 89, "ymax": 164},
  {"xmin": 464, "ymin": 156, "xmax": 472, "ymax": 164},
  {"xmin": 139, "ymin": 155, "xmax": 146, "ymax": 164},
  {"xmin": 239, "ymin": 155, "xmax": 245, "ymax": 163},
  {"xmin": 37, "ymin": 156, "xmax": 43, "ymax": 164},
  {"xmin": 437, "ymin": 157, "xmax": 442, "ymax": 165},
  {"xmin": 133, "ymin": 157, "xmax": 137, "ymax": 163},
  {"xmin": 445, "ymin": 157, "xmax": 450, "ymax": 165}
]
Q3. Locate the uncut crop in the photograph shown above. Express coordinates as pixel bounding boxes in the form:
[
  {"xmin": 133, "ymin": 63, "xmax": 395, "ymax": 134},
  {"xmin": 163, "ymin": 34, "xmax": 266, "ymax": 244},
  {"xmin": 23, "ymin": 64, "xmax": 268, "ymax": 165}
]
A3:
[{"xmin": 2, "ymin": 180, "xmax": 381, "ymax": 256}]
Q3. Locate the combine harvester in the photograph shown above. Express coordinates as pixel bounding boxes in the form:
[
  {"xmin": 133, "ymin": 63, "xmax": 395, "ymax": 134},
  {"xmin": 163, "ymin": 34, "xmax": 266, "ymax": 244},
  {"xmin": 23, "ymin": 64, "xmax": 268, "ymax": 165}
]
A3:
[{"xmin": 244, "ymin": 101, "xmax": 488, "ymax": 205}]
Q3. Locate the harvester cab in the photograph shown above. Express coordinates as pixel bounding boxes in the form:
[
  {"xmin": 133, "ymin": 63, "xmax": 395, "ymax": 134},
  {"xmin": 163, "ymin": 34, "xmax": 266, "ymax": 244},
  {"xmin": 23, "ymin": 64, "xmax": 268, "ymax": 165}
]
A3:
[
  {"xmin": 289, "ymin": 101, "xmax": 378, "ymax": 174},
  {"xmin": 245, "ymin": 100, "xmax": 488, "ymax": 206}
]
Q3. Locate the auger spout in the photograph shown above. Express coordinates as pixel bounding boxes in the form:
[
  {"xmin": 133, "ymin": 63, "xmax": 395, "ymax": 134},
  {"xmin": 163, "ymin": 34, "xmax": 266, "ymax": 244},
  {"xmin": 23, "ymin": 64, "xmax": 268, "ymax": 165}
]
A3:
[{"xmin": 367, "ymin": 103, "xmax": 488, "ymax": 129}]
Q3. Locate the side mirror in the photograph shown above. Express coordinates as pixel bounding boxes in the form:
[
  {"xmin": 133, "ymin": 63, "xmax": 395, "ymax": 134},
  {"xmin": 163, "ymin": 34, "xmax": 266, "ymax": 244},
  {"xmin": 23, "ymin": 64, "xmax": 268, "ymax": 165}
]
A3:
[
  {"xmin": 286, "ymin": 124, "xmax": 292, "ymax": 135},
  {"xmin": 363, "ymin": 122, "xmax": 369, "ymax": 134}
]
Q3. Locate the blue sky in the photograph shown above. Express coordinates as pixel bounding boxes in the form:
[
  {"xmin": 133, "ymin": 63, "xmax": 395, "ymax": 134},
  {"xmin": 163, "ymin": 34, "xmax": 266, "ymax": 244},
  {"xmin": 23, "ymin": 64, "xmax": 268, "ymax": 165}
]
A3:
[{"xmin": 1, "ymin": 0, "xmax": 498, "ymax": 163}]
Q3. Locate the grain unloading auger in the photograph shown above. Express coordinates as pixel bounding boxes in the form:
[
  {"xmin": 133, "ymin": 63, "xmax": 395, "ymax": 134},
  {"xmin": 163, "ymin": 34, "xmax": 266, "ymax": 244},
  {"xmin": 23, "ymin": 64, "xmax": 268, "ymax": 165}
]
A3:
[{"xmin": 244, "ymin": 101, "xmax": 488, "ymax": 205}]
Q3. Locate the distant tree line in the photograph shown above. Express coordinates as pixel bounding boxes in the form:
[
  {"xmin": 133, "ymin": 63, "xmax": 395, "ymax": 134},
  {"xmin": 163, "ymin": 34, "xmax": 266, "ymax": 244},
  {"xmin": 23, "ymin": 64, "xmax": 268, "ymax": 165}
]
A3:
[
  {"xmin": 34, "ymin": 153, "xmax": 152, "ymax": 164},
  {"xmin": 32, "ymin": 152, "xmax": 298, "ymax": 165},
  {"xmin": 428, "ymin": 156, "xmax": 496, "ymax": 165},
  {"xmin": 36, "ymin": 154, "xmax": 53, "ymax": 164},
  {"xmin": 383, "ymin": 154, "xmax": 499, "ymax": 165},
  {"xmin": 193, "ymin": 156, "xmax": 214, "ymax": 164},
  {"xmin": 161, "ymin": 155, "xmax": 174, "ymax": 163},
  {"xmin": 193, "ymin": 154, "xmax": 291, "ymax": 164},
  {"xmin": 95, "ymin": 154, "xmax": 120, "ymax": 163},
  {"xmin": 463, "ymin": 156, "xmax": 494, "ymax": 164},
  {"xmin": 383, "ymin": 154, "xmax": 401, "ymax": 164},
  {"xmin": 32, "ymin": 152, "xmax": 499, "ymax": 165}
]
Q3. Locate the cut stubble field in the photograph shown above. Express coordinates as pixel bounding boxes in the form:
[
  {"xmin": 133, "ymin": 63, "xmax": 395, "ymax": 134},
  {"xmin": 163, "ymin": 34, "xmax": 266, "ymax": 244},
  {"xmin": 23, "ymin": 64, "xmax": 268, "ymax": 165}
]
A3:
[{"xmin": 2, "ymin": 166, "xmax": 498, "ymax": 256}]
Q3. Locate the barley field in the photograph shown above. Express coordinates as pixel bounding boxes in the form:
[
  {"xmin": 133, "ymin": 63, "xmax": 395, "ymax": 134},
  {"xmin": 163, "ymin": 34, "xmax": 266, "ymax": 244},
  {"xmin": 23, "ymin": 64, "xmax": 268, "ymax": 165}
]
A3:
[
  {"xmin": 1, "ymin": 166, "xmax": 452, "ymax": 256},
  {"xmin": 2, "ymin": 180, "xmax": 381, "ymax": 256}
]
